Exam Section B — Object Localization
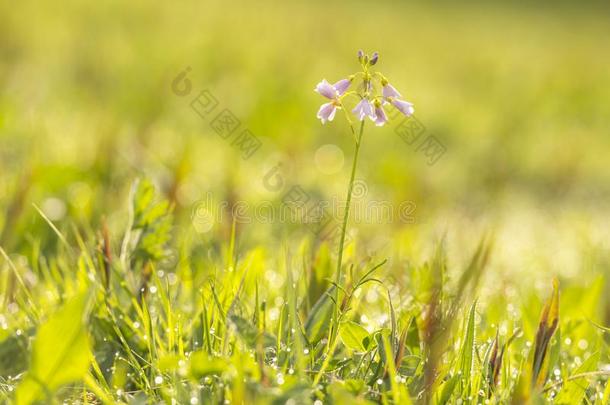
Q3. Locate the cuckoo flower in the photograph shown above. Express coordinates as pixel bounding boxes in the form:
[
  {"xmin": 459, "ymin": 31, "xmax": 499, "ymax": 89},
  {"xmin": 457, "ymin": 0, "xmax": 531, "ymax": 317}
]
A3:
[
  {"xmin": 352, "ymin": 99, "xmax": 376, "ymax": 122},
  {"xmin": 313, "ymin": 51, "xmax": 417, "ymax": 353},
  {"xmin": 314, "ymin": 52, "xmax": 415, "ymax": 125},
  {"xmin": 373, "ymin": 101, "xmax": 388, "ymax": 126},
  {"xmin": 392, "ymin": 99, "xmax": 414, "ymax": 116},
  {"xmin": 315, "ymin": 78, "xmax": 351, "ymax": 124},
  {"xmin": 382, "ymin": 82, "xmax": 414, "ymax": 116}
]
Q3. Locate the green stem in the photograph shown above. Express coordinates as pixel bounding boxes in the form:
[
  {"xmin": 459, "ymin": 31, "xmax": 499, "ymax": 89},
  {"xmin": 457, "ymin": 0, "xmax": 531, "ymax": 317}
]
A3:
[{"xmin": 332, "ymin": 119, "xmax": 365, "ymax": 330}]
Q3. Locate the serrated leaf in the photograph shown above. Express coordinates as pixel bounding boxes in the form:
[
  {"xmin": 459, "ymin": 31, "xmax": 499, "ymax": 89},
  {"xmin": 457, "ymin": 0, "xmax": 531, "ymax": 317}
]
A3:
[
  {"xmin": 14, "ymin": 294, "xmax": 91, "ymax": 405},
  {"xmin": 129, "ymin": 179, "xmax": 173, "ymax": 262}
]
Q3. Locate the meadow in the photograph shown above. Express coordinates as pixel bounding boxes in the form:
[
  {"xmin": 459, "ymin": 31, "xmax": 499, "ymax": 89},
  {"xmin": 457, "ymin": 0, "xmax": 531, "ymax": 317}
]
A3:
[{"xmin": 1, "ymin": 0, "xmax": 610, "ymax": 403}]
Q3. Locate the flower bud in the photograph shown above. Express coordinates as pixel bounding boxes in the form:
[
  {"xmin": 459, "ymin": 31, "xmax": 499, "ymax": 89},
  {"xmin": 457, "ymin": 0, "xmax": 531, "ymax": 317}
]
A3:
[
  {"xmin": 357, "ymin": 50, "xmax": 364, "ymax": 63},
  {"xmin": 369, "ymin": 52, "xmax": 379, "ymax": 66}
]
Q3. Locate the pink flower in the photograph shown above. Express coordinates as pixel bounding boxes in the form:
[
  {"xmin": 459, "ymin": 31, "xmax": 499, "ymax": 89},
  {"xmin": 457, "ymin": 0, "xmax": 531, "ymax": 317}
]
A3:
[
  {"xmin": 315, "ymin": 79, "xmax": 337, "ymax": 99},
  {"xmin": 317, "ymin": 102, "xmax": 338, "ymax": 124},
  {"xmin": 382, "ymin": 83, "xmax": 402, "ymax": 99},
  {"xmin": 374, "ymin": 103, "xmax": 388, "ymax": 126},
  {"xmin": 314, "ymin": 78, "xmax": 352, "ymax": 124},
  {"xmin": 333, "ymin": 79, "xmax": 351, "ymax": 96},
  {"xmin": 382, "ymin": 83, "xmax": 414, "ymax": 117},
  {"xmin": 392, "ymin": 99, "xmax": 414, "ymax": 116},
  {"xmin": 352, "ymin": 99, "xmax": 376, "ymax": 122}
]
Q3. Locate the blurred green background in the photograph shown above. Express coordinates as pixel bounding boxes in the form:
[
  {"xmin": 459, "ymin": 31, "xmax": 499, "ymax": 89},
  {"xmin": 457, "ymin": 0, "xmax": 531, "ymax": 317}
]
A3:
[{"xmin": 1, "ymin": 0, "xmax": 610, "ymax": 301}]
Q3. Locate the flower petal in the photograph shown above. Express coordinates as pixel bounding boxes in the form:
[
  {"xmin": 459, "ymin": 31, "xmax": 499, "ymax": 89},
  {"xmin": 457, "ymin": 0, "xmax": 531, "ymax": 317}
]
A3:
[
  {"xmin": 392, "ymin": 99, "xmax": 414, "ymax": 116},
  {"xmin": 374, "ymin": 105, "xmax": 388, "ymax": 126},
  {"xmin": 352, "ymin": 99, "xmax": 376, "ymax": 122},
  {"xmin": 314, "ymin": 79, "xmax": 337, "ymax": 99},
  {"xmin": 382, "ymin": 84, "xmax": 402, "ymax": 99},
  {"xmin": 317, "ymin": 102, "xmax": 337, "ymax": 124},
  {"xmin": 333, "ymin": 79, "xmax": 351, "ymax": 96},
  {"xmin": 364, "ymin": 100, "xmax": 377, "ymax": 121}
]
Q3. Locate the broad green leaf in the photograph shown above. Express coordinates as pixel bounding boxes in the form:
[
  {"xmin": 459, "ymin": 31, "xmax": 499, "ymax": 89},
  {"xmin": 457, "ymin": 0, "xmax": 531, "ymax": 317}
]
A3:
[
  {"xmin": 189, "ymin": 351, "xmax": 228, "ymax": 378},
  {"xmin": 14, "ymin": 294, "xmax": 91, "ymax": 405},
  {"xmin": 158, "ymin": 354, "xmax": 180, "ymax": 371},
  {"xmin": 328, "ymin": 380, "xmax": 375, "ymax": 405},
  {"xmin": 271, "ymin": 383, "xmax": 314, "ymax": 405},
  {"xmin": 340, "ymin": 321, "xmax": 370, "ymax": 352},
  {"xmin": 555, "ymin": 352, "xmax": 600, "ymax": 404}
]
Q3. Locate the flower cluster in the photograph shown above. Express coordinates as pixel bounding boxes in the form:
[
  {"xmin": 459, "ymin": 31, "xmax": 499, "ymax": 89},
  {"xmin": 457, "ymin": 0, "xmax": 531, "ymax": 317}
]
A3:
[{"xmin": 315, "ymin": 50, "xmax": 414, "ymax": 126}]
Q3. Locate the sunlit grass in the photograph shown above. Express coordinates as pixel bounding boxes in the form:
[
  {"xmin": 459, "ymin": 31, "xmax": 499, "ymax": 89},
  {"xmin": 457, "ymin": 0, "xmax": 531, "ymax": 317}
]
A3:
[{"xmin": 1, "ymin": 0, "xmax": 610, "ymax": 403}]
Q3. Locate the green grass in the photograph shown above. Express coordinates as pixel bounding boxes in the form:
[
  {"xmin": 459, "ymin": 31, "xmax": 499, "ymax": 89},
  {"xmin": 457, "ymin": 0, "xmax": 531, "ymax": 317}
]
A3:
[
  {"xmin": 1, "ymin": 0, "xmax": 610, "ymax": 403},
  {"xmin": 0, "ymin": 179, "xmax": 608, "ymax": 404}
]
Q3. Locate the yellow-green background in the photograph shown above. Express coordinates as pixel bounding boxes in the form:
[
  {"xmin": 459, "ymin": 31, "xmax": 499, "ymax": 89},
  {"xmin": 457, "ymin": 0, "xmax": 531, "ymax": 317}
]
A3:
[{"xmin": 1, "ymin": 0, "xmax": 610, "ymax": 304}]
